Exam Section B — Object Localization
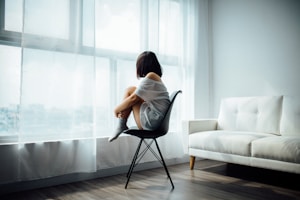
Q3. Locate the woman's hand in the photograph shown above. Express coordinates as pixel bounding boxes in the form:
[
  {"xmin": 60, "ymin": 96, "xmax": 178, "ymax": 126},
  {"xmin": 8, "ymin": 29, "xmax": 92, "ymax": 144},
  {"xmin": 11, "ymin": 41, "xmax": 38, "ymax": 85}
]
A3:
[{"xmin": 116, "ymin": 112, "xmax": 124, "ymax": 118}]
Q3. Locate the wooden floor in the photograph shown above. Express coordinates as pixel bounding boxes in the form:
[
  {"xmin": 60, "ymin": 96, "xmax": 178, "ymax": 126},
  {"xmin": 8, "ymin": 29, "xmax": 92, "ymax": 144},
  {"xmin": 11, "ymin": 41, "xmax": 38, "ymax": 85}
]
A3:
[{"xmin": 1, "ymin": 160, "xmax": 300, "ymax": 200}]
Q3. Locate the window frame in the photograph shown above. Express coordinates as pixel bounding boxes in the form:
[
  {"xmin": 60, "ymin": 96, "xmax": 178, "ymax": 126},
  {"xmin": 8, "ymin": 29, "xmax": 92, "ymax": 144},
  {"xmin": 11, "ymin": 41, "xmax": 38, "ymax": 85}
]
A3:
[{"xmin": 0, "ymin": 0, "xmax": 178, "ymax": 63}]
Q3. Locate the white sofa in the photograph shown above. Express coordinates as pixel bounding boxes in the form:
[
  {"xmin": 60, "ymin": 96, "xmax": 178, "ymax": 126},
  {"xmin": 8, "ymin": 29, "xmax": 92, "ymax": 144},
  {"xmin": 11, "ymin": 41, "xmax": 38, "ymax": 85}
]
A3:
[{"xmin": 183, "ymin": 96, "xmax": 300, "ymax": 174}]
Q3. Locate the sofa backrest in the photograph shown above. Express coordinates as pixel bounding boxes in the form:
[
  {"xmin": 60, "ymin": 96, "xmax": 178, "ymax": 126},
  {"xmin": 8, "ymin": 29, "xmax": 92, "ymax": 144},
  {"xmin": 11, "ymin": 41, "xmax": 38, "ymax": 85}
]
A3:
[
  {"xmin": 217, "ymin": 96, "xmax": 283, "ymax": 135},
  {"xmin": 280, "ymin": 96, "xmax": 300, "ymax": 136}
]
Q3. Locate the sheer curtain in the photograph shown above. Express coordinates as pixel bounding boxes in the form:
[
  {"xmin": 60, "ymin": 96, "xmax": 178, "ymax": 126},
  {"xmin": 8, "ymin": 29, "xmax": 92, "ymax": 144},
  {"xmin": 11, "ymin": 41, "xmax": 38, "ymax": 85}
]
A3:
[
  {"xmin": 18, "ymin": 0, "xmax": 97, "ymax": 180},
  {"xmin": 0, "ymin": 0, "xmax": 205, "ymax": 182},
  {"xmin": 179, "ymin": 0, "xmax": 210, "ymax": 153}
]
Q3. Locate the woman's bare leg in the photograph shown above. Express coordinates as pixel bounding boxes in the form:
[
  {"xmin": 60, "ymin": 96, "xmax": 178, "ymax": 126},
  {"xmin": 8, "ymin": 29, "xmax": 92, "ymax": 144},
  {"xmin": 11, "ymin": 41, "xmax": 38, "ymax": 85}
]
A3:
[
  {"xmin": 118, "ymin": 86, "xmax": 143, "ymax": 129},
  {"xmin": 117, "ymin": 86, "xmax": 136, "ymax": 119},
  {"xmin": 108, "ymin": 86, "xmax": 143, "ymax": 142}
]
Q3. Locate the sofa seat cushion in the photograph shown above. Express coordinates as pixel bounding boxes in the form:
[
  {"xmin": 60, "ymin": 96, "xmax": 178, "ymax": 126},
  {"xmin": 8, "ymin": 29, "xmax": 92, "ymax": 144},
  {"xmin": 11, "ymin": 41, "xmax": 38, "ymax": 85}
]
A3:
[
  {"xmin": 252, "ymin": 136, "xmax": 300, "ymax": 163},
  {"xmin": 189, "ymin": 130, "xmax": 271, "ymax": 157}
]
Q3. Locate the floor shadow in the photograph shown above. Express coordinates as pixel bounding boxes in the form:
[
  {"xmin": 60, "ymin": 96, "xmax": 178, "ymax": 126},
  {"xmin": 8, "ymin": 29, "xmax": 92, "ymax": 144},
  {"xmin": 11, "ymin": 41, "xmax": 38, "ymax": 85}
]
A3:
[{"xmin": 203, "ymin": 163, "xmax": 300, "ymax": 191}]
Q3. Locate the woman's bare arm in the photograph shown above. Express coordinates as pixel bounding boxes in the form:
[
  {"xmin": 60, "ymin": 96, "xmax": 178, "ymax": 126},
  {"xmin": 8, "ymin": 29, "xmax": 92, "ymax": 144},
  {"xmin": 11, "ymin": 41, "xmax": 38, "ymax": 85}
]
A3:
[{"xmin": 114, "ymin": 93, "xmax": 143, "ymax": 117}]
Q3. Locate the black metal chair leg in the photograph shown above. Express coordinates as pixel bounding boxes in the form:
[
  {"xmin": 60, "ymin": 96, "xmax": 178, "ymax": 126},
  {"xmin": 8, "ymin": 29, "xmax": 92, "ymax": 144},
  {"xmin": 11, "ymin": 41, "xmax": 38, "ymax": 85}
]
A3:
[
  {"xmin": 125, "ymin": 139, "xmax": 143, "ymax": 189},
  {"xmin": 126, "ymin": 139, "xmax": 143, "ymax": 178},
  {"xmin": 154, "ymin": 139, "xmax": 175, "ymax": 189}
]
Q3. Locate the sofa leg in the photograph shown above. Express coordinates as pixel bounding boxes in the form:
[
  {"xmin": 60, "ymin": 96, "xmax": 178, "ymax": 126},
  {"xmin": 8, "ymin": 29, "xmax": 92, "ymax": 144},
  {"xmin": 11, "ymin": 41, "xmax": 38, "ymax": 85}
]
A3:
[{"xmin": 190, "ymin": 156, "xmax": 195, "ymax": 170}]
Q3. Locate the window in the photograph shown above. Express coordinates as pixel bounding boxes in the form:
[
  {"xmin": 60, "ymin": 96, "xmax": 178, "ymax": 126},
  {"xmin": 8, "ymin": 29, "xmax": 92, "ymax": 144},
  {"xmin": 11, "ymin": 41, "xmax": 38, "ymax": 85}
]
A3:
[{"xmin": 0, "ymin": 0, "xmax": 182, "ymax": 142}]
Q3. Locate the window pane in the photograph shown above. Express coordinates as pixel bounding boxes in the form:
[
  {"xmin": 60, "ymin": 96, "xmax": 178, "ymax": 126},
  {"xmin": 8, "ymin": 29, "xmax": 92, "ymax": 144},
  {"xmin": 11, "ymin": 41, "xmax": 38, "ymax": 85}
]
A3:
[
  {"xmin": 95, "ymin": 0, "xmax": 141, "ymax": 52},
  {"xmin": 0, "ymin": 45, "xmax": 21, "ymax": 106},
  {"xmin": 5, "ymin": 0, "xmax": 23, "ymax": 32},
  {"xmin": 116, "ymin": 60, "xmax": 138, "ymax": 101},
  {"xmin": 20, "ymin": 49, "xmax": 94, "ymax": 141},
  {"xmin": 162, "ymin": 64, "xmax": 182, "ymax": 132},
  {"xmin": 163, "ymin": 64, "xmax": 182, "ymax": 95},
  {"xmin": 23, "ymin": 0, "xmax": 70, "ymax": 39},
  {"xmin": 159, "ymin": 0, "xmax": 180, "ymax": 56},
  {"xmin": 0, "ymin": 45, "xmax": 21, "ymax": 137},
  {"xmin": 83, "ymin": 0, "xmax": 95, "ymax": 47},
  {"xmin": 95, "ymin": 58, "xmax": 111, "ymax": 136}
]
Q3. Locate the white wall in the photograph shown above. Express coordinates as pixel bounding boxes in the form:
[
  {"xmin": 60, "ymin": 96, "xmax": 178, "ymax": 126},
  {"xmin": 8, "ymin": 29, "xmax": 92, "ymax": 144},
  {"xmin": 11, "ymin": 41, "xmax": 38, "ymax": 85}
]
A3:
[{"xmin": 209, "ymin": 0, "xmax": 300, "ymax": 116}]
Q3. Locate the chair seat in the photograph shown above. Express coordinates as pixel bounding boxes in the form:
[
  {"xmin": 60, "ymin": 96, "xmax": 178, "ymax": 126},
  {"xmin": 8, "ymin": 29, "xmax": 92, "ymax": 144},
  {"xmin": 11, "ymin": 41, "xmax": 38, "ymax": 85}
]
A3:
[{"xmin": 123, "ymin": 128, "xmax": 166, "ymax": 139}]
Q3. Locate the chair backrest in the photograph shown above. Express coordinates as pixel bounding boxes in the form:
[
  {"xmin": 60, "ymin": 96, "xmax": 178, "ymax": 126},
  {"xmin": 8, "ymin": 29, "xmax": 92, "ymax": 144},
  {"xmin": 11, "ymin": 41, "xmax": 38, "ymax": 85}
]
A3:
[{"xmin": 154, "ymin": 90, "xmax": 182, "ymax": 136}]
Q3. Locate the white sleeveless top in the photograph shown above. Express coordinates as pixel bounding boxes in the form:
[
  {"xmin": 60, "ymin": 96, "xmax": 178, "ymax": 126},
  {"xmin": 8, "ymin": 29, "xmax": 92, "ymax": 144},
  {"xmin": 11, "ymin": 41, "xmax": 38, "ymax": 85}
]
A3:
[{"xmin": 135, "ymin": 77, "xmax": 170, "ymax": 130}]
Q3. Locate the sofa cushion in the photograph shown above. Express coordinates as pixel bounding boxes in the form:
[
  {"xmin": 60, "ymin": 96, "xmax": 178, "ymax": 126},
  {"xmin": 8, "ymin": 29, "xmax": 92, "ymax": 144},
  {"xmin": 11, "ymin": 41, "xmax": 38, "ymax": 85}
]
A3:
[
  {"xmin": 217, "ymin": 96, "xmax": 283, "ymax": 135},
  {"xmin": 280, "ymin": 96, "xmax": 300, "ymax": 136},
  {"xmin": 189, "ymin": 130, "xmax": 271, "ymax": 157},
  {"xmin": 252, "ymin": 136, "xmax": 300, "ymax": 164}
]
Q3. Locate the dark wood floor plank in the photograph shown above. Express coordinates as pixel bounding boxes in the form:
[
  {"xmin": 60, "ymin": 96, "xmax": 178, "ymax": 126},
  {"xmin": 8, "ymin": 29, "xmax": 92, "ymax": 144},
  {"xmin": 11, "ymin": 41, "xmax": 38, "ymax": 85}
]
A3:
[{"xmin": 1, "ymin": 160, "xmax": 299, "ymax": 200}]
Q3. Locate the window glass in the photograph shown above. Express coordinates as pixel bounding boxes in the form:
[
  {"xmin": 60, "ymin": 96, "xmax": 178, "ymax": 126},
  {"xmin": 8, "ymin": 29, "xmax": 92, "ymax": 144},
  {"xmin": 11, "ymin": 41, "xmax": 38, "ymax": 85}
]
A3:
[
  {"xmin": 4, "ymin": 0, "xmax": 23, "ymax": 32},
  {"xmin": 95, "ymin": 58, "xmax": 112, "ymax": 136},
  {"xmin": 23, "ymin": 0, "xmax": 70, "ymax": 39},
  {"xmin": 163, "ymin": 65, "xmax": 182, "ymax": 95},
  {"xmin": 162, "ymin": 64, "xmax": 182, "ymax": 132},
  {"xmin": 0, "ymin": 45, "xmax": 21, "ymax": 137},
  {"xmin": 116, "ymin": 60, "xmax": 139, "ymax": 100},
  {"xmin": 159, "ymin": 0, "xmax": 180, "ymax": 56},
  {"xmin": 83, "ymin": 0, "xmax": 95, "ymax": 47},
  {"xmin": 20, "ymin": 48, "xmax": 94, "ymax": 141},
  {"xmin": 95, "ymin": 0, "xmax": 141, "ymax": 52}
]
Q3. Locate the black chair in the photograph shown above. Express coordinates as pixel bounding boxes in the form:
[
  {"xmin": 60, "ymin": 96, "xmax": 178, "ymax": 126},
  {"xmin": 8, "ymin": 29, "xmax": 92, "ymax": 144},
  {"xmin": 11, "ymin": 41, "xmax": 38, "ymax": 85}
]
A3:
[{"xmin": 123, "ymin": 90, "xmax": 182, "ymax": 189}]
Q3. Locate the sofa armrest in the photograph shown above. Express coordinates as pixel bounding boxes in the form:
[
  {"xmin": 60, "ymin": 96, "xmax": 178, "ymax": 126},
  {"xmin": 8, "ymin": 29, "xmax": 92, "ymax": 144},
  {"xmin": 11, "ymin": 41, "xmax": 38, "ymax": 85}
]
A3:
[
  {"xmin": 182, "ymin": 119, "xmax": 218, "ymax": 135},
  {"xmin": 181, "ymin": 119, "xmax": 218, "ymax": 155}
]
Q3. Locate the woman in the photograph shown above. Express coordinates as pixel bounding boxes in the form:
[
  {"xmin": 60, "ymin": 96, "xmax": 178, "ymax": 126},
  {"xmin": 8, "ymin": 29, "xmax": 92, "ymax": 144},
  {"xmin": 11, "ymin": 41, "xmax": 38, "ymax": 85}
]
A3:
[{"xmin": 108, "ymin": 51, "xmax": 170, "ymax": 142}]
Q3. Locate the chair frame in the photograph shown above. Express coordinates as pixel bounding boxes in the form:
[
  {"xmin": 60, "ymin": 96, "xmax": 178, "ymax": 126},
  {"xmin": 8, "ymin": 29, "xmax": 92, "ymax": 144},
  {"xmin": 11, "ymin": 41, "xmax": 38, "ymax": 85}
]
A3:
[{"xmin": 123, "ymin": 90, "xmax": 182, "ymax": 189}]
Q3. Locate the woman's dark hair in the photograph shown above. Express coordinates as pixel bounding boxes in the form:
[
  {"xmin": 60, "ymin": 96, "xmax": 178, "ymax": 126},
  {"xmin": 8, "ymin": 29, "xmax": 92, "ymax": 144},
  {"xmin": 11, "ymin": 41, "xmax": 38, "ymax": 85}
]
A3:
[{"xmin": 136, "ymin": 51, "xmax": 162, "ymax": 78}]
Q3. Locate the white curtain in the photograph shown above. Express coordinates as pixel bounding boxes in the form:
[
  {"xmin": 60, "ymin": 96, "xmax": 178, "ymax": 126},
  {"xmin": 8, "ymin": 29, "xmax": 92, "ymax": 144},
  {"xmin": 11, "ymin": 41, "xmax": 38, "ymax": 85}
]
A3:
[
  {"xmin": 0, "ymin": 0, "xmax": 204, "ymax": 183},
  {"xmin": 179, "ymin": 0, "xmax": 210, "ymax": 153},
  {"xmin": 18, "ymin": 0, "xmax": 97, "ymax": 179}
]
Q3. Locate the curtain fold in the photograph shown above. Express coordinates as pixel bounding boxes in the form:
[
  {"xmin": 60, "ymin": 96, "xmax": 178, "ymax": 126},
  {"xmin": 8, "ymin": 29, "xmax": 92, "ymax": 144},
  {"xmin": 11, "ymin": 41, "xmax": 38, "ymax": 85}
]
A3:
[{"xmin": 179, "ymin": 0, "xmax": 209, "ymax": 153}]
